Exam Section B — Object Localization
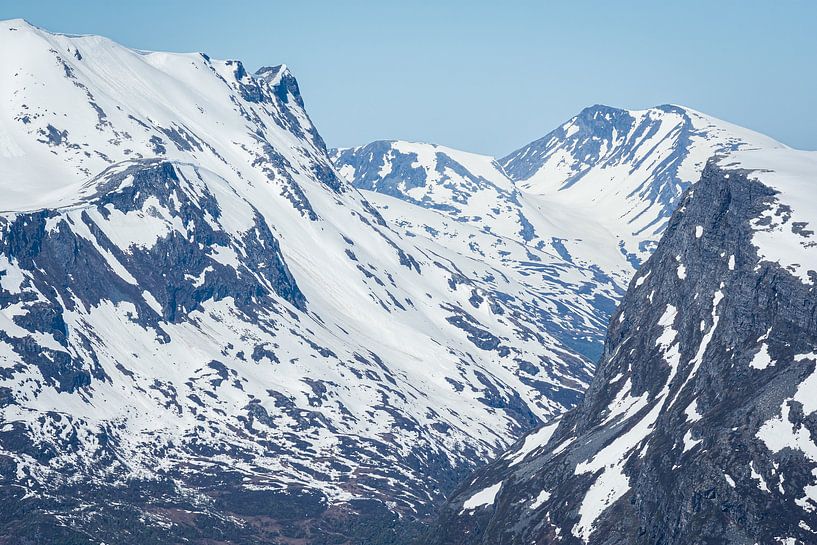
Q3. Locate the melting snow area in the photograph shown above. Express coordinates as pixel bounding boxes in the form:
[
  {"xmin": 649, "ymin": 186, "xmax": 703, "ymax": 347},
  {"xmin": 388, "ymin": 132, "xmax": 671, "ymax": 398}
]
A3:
[
  {"xmin": 750, "ymin": 344, "xmax": 774, "ymax": 370},
  {"xmin": 751, "ymin": 462, "xmax": 771, "ymax": 493},
  {"xmin": 750, "ymin": 329, "xmax": 774, "ymax": 370},
  {"xmin": 682, "ymin": 429, "xmax": 702, "ymax": 453},
  {"xmin": 507, "ymin": 419, "xmax": 560, "ymax": 467},
  {"xmin": 530, "ymin": 489, "xmax": 551, "ymax": 509},
  {"xmin": 756, "ymin": 353, "xmax": 817, "ymax": 509},
  {"xmin": 573, "ymin": 287, "xmax": 727, "ymax": 542},
  {"xmin": 720, "ymin": 149, "xmax": 817, "ymax": 285},
  {"xmin": 461, "ymin": 482, "xmax": 502, "ymax": 512}
]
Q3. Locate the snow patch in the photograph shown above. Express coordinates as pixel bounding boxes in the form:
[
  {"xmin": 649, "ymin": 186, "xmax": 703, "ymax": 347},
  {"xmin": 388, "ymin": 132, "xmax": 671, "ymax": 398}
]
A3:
[
  {"xmin": 530, "ymin": 489, "xmax": 551, "ymax": 509},
  {"xmin": 749, "ymin": 344, "xmax": 774, "ymax": 370},
  {"xmin": 461, "ymin": 482, "xmax": 502, "ymax": 511},
  {"xmin": 508, "ymin": 420, "xmax": 560, "ymax": 467}
]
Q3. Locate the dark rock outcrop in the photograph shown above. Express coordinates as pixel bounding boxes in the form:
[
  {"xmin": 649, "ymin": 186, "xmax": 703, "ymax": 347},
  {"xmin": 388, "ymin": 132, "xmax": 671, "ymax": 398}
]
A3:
[{"xmin": 428, "ymin": 160, "xmax": 817, "ymax": 545}]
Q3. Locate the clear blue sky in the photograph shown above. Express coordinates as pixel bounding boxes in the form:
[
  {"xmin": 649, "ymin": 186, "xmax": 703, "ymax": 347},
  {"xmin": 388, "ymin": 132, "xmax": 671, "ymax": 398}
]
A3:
[{"xmin": 2, "ymin": 1, "xmax": 815, "ymax": 155}]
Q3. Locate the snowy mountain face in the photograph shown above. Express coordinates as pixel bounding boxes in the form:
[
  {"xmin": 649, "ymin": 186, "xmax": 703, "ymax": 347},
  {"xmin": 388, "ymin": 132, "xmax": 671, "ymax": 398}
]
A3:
[
  {"xmin": 329, "ymin": 112, "xmax": 783, "ymax": 443},
  {"xmin": 0, "ymin": 20, "xmax": 598, "ymax": 544},
  {"xmin": 501, "ymin": 104, "xmax": 783, "ymax": 267},
  {"xmin": 428, "ymin": 149, "xmax": 817, "ymax": 545},
  {"xmin": 331, "ymin": 141, "xmax": 624, "ymax": 363},
  {"xmin": 331, "ymin": 139, "xmax": 631, "ymax": 281},
  {"xmin": 331, "ymin": 141, "xmax": 537, "ymax": 242}
]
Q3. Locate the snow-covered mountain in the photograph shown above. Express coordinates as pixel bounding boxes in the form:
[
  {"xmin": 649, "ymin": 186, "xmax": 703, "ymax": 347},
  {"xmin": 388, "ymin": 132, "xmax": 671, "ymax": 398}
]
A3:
[
  {"xmin": 0, "ymin": 20, "xmax": 598, "ymax": 544},
  {"xmin": 332, "ymin": 108, "xmax": 780, "ymax": 283},
  {"xmin": 1, "ymin": 17, "xmax": 812, "ymax": 545},
  {"xmin": 329, "ymin": 111, "xmax": 783, "ymax": 410},
  {"xmin": 331, "ymin": 141, "xmax": 624, "ymax": 362},
  {"xmin": 500, "ymin": 104, "xmax": 783, "ymax": 265},
  {"xmin": 428, "ymin": 148, "xmax": 817, "ymax": 544}
]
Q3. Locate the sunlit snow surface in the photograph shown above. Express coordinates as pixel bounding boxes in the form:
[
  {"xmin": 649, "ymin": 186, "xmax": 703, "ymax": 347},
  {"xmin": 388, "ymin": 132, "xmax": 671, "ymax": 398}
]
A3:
[
  {"xmin": 0, "ymin": 19, "xmax": 597, "ymax": 514},
  {"xmin": 720, "ymin": 149, "xmax": 817, "ymax": 284},
  {"xmin": 500, "ymin": 104, "xmax": 784, "ymax": 271}
]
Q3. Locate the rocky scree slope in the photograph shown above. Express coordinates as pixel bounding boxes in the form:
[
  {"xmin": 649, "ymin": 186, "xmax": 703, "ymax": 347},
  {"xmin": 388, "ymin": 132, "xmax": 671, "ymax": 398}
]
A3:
[
  {"xmin": 0, "ymin": 20, "xmax": 599, "ymax": 544},
  {"xmin": 427, "ymin": 148, "xmax": 817, "ymax": 545}
]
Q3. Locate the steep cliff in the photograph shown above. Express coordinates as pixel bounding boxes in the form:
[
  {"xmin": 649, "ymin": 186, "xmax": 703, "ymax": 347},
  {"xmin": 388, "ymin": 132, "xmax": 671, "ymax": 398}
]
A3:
[{"xmin": 429, "ymin": 149, "xmax": 817, "ymax": 545}]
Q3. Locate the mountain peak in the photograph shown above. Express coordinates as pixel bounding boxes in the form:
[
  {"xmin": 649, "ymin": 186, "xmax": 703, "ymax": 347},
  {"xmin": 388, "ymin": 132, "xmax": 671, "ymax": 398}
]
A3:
[
  {"xmin": 255, "ymin": 63, "xmax": 290, "ymax": 83},
  {"xmin": 497, "ymin": 102, "xmax": 784, "ymax": 268},
  {"xmin": 255, "ymin": 63, "xmax": 305, "ymax": 107},
  {"xmin": 1, "ymin": 17, "xmax": 37, "ymax": 31},
  {"xmin": 570, "ymin": 103, "xmax": 693, "ymax": 128},
  {"xmin": 575, "ymin": 103, "xmax": 628, "ymax": 117}
]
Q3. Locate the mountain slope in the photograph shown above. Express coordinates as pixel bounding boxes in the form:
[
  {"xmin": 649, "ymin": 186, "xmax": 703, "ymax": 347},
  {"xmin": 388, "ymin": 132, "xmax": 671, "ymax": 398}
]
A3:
[
  {"xmin": 0, "ymin": 20, "xmax": 597, "ymax": 544},
  {"xmin": 428, "ymin": 148, "xmax": 817, "ymax": 544},
  {"xmin": 500, "ymin": 104, "xmax": 784, "ymax": 265},
  {"xmin": 329, "ymin": 111, "xmax": 784, "ymax": 412},
  {"xmin": 332, "ymin": 141, "xmax": 624, "ymax": 363},
  {"xmin": 331, "ymin": 141, "xmax": 537, "ymax": 243},
  {"xmin": 331, "ymin": 140, "xmax": 633, "ymax": 281}
]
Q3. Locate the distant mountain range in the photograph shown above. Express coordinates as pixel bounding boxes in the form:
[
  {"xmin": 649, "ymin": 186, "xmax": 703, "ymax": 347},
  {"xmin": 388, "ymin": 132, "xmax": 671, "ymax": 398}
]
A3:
[
  {"xmin": 332, "ymin": 104, "xmax": 779, "ymax": 276},
  {"xmin": 0, "ymin": 17, "xmax": 814, "ymax": 545}
]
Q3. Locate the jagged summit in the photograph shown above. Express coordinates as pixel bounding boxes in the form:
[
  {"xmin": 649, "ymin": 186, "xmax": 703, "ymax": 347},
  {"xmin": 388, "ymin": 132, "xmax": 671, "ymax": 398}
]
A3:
[
  {"xmin": 0, "ymin": 17, "xmax": 336, "ymax": 209},
  {"xmin": 254, "ymin": 63, "xmax": 290, "ymax": 83},
  {"xmin": 255, "ymin": 64, "xmax": 307, "ymax": 107}
]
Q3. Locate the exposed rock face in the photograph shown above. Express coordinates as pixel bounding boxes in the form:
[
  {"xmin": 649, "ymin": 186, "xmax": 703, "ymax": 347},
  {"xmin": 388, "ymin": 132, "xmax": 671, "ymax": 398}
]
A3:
[{"xmin": 427, "ymin": 154, "xmax": 817, "ymax": 545}]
